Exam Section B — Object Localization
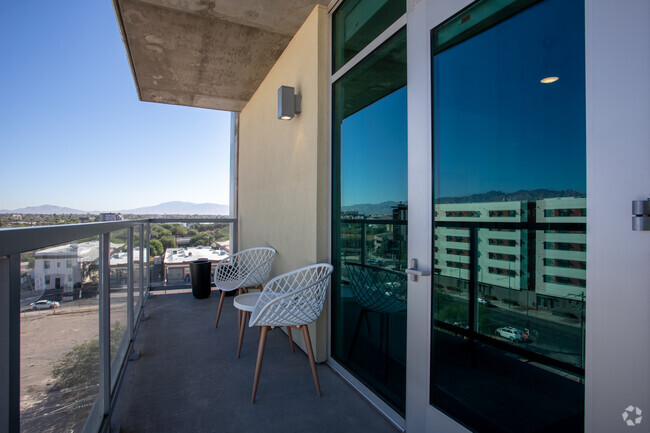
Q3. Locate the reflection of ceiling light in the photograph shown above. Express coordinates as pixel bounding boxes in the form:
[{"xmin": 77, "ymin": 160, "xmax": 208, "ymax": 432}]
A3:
[{"xmin": 540, "ymin": 76, "xmax": 559, "ymax": 84}]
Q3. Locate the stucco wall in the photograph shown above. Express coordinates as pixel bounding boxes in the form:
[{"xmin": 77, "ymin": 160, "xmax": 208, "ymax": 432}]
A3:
[{"xmin": 238, "ymin": 5, "xmax": 329, "ymax": 361}]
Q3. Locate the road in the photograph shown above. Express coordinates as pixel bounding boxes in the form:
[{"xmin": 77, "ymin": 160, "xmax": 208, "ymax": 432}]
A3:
[{"xmin": 443, "ymin": 297, "xmax": 584, "ymax": 367}]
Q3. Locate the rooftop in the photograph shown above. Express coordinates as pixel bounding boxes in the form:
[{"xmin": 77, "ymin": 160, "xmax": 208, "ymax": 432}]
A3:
[{"xmin": 163, "ymin": 246, "xmax": 229, "ymax": 265}]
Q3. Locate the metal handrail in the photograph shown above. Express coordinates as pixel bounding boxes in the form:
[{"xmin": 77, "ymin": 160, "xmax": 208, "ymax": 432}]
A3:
[
  {"xmin": 0, "ymin": 217, "xmax": 238, "ymax": 257},
  {"xmin": 0, "ymin": 216, "xmax": 238, "ymax": 433}
]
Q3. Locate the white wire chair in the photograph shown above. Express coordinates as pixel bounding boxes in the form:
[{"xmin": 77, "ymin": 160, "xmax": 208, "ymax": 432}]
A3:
[
  {"xmin": 213, "ymin": 247, "xmax": 276, "ymax": 329},
  {"xmin": 243, "ymin": 263, "xmax": 333, "ymax": 403}
]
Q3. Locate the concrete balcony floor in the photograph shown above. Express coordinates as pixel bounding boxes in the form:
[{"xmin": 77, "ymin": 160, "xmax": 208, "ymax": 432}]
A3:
[{"xmin": 112, "ymin": 286, "xmax": 400, "ymax": 433}]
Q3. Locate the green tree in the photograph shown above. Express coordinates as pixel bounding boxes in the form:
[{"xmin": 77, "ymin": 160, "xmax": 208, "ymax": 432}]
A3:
[
  {"xmin": 152, "ymin": 226, "xmax": 172, "ymax": 238},
  {"xmin": 149, "ymin": 239, "xmax": 164, "ymax": 256},
  {"xmin": 190, "ymin": 233, "xmax": 213, "ymax": 247},
  {"xmin": 188, "ymin": 228, "xmax": 198, "ymax": 237},
  {"xmin": 170, "ymin": 224, "xmax": 188, "ymax": 236},
  {"xmin": 159, "ymin": 235, "xmax": 177, "ymax": 250}
]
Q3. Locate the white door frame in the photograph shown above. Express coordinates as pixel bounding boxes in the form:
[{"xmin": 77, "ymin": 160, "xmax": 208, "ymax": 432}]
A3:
[
  {"xmin": 405, "ymin": 0, "xmax": 650, "ymax": 432},
  {"xmin": 405, "ymin": 0, "xmax": 473, "ymax": 431}
]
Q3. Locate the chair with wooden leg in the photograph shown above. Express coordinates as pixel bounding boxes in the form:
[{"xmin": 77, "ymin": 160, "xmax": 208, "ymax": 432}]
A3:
[
  {"xmin": 240, "ymin": 263, "xmax": 333, "ymax": 403},
  {"xmin": 213, "ymin": 247, "xmax": 276, "ymax": 330}
]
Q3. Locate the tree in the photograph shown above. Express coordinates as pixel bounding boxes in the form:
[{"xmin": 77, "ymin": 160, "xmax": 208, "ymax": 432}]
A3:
[
  {"xmin": 159, "ymin": 235, "xmax": 177, "ymax": 250},
  {"xmin": 188, "ymin": 229, "xmax": 198, "ymax": 237},
  {"xmin": 190, "ymin": 233, "xmax": 213, "ymax": 247},
  {"xmin": 170, "ymin": 224, "xmax": 188, "ymax": 236},
  {"xmin": 149, "ymin": 239, "xmax": 164, "ymax": 256}
]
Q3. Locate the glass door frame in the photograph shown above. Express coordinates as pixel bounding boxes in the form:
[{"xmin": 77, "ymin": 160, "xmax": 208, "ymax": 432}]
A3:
[
  {"xmin": 326, "ymin": 0, "xmax": 408, "ymax": 430},
  {"xmin": 403, "ymin": 1, "xmax": 474, "ymax": 432},
  {"xmin": 405, "ymin": 0, "xmax": 650, "ymax": 432}
]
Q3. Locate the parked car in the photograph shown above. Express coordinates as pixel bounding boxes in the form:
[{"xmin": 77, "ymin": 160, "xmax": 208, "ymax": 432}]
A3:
[
  {"xmin": 478, "ymin": 297, "xmax": 490, "ymax": 306},
  {"xmin": 495, "ymin": 326, "xmax": 525, "ymax": 342},
  {"xmin": 29, "ymin": 300, "xmax": 60, "ymax": 310}
]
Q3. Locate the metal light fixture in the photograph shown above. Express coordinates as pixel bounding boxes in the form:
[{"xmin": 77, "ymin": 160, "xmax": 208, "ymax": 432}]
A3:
[{"xmin": 278, "ymin": 86, "xmax": 301, "ymax": 120}]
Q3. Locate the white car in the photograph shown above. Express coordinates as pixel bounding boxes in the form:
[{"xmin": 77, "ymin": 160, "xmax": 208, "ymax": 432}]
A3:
[
  {"xmin": 495, "ymin": 326, "xmax": 525, "ymax": 342},
  {"xmin": 29, "ymin": 300, "xmax": 60, "ymax": 310}
]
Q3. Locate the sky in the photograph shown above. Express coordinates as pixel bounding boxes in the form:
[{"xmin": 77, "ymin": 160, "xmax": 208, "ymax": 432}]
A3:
[
  {"xmin": 433, "ymin": 0, "xmax": 586, "ymax": 199},
  {"xmin": 341, "ymin": 87, "xmax": 408, "ymax": 206},
  {"xmin": 0, "ymin": 1, "xmax": 231, "ymax": 212}
]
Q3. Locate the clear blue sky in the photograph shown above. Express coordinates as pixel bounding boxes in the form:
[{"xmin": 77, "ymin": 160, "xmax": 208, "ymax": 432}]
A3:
[
  {"xmin": 434, "ymin": 0, "xmax": 585, "ymax": 199},
  {"xmin": 341, "ymin": 86, "xmax": 408, "ymax": 206},
  {"xmin": 0, "ymin": 1, "xmax": 231, "ymax": 211}
]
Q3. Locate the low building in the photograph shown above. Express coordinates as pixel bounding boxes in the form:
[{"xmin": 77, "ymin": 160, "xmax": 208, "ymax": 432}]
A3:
[
  {"xmin": 34, "ymin": 241, "xmax": 123, "ymax": 299},
  {"xmin": 109, "ymin": 249, "xmax": 146, "ymax": 286},
  {"xmin": 100, "ymin": 213, "xmax": 123, "ymax": 221},
  {"xmin": 163, "ymin": 246, "xmax": 229, "ymax": 283}
]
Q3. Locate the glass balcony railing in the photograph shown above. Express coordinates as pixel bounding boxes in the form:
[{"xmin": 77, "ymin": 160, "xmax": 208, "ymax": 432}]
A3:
[{"xmin": 0, "ymin": 217, "xmax": 237, "ymax": 432}]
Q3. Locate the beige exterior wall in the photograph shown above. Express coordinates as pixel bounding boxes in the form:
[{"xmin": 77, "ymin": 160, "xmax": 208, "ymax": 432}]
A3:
[{"xmin": 238, "ymin": 5, "xmax": 329, "ymax": 361}]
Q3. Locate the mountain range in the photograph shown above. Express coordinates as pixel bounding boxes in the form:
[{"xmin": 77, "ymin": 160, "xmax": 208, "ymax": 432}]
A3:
[
  {"xmin": 435, "ymin": 189, "xmax": 586, "ymax": 204},
  {"xmin": 0, "ymin": 201, "xmax": 230, "ymax": 216},
  {"xmin": 342, "ymin": 201, "xmax": 403, "ymax": 216}
]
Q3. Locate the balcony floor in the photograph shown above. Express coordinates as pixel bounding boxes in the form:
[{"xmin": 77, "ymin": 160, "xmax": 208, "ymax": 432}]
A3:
[{"xmin": 112, "ymin": 286, "xmax": 400, "ymax": 433}]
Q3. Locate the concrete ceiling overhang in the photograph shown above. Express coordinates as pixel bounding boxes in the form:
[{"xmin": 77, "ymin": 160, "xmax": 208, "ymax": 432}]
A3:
[{"xmin": 114, "ymin": 0, "xmax": 328, "ymax": 111}]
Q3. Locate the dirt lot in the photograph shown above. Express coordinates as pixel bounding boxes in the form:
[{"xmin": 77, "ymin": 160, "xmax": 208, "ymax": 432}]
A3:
[{"xmin": 20, "ymin": 303, "xmax": 128, "ymax": 413}]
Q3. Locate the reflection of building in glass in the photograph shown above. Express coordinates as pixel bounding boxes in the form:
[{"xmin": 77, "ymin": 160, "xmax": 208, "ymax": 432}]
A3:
[{"xmin": 434, "ymin": 198, "xmax": 585, "ymax": 311}]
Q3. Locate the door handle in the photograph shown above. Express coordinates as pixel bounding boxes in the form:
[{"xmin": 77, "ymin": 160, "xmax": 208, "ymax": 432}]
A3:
[{"xmin": 405, "ymin": 258, "xmax": 431, "ymax": 281}]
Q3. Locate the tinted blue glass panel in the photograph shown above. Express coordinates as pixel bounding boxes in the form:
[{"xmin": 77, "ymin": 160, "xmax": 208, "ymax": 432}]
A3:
[
  {"xmin": 332, "ymin": 29, "xmax": 408, "ymax": 414},
  {"xmin": 431, "ymin": 0, "xmax": 586, "ymax": 431}
]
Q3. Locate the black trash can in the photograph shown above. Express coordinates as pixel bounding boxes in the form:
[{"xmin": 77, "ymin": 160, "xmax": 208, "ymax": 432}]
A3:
[{"xmin": 189, "ymin": 260, "xmax": 211, "ymax": 299}]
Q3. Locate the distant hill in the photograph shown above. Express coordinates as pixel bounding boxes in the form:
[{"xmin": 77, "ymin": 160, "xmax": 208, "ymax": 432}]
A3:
[
  {"xmin": 342, "ymin": 201, "xmax": 401, "ymax": 216},
  {"xmin": 436, "ymin": 189, "xmax": 586, "ymax": 204},
  {"xmin": 0, "ymin": 205, "xmax": 87, "ymax": 214},
  {"xmin": 0, "ymin": 201, "xmax": 229, "ymax": 215},
  {"xmin": 120, "ymin": 201, "xmax": 229, "ymax": 216}
]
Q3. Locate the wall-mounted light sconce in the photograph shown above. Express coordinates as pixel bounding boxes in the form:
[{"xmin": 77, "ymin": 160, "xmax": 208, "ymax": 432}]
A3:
[{"xmin": 278, "ymin": 86, "xmax": 301, "ymax": 120}]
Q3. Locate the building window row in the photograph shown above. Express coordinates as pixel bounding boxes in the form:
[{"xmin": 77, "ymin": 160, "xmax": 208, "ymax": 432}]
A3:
[
  {"xmin": 543, "ymin": 258, "xmax": 586, "ymax": 269},
  {"xmin": 445, "ymin": 248, "xmax": 469, "ymax": 256},
  {"xmin": 544, "ymin": 208, "xmax": 586, "ymax": 217},
  {"xmin": 543, "ymin": 274, "xmax": 586, "ymax": 287},
  {"xmin": 445, "ymin": 211, "xmax": 480, "ymax": 218},
  {"xmin": 445, "ymin": 235, "xmax": 469, "ymax": 243},
  {"xmin": 544, "ymin": 242, "xmax": 586, "ymax": 252},
  {"xmin": 488, "ymin": 252, "xmax": 517, "ymax": 262},
  {"xmin": 488, "ymin": 266, "xmax": 518, "ymax": 277},
  {"xmin": 446, "ymin": 261, "xmax": 469, "ymax": 270},
  {"xmin": 488, "ymin": 210, "xmax": 517, "ymax": 217},
  {"xmin": 488, "ymin": 238, "xmax": 518, "ymax": 246}
]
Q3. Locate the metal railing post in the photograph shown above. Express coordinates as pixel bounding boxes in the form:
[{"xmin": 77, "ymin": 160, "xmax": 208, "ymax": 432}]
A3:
[
  {"xmin": 231, "ymin": 220, "xmax": 238, "ymax": 253},
  {"xmin": 127, "ymin": 228, "xmax": 134, "ymax": 341},
  {"xmin": 98, "ymin": 233, "xmax": 111, "ymax": 420},
  {"xmin": 138, "ymin": 224, "xmax": 144, "ymax": 310},
  {"xmin": 360, "ymin": 222, "xmax": 367, "ymax": 265},
  {"xmin": 0, "ymin": 255, "xmax": 20, "ymax": 433},
  {"xmin": 145, "ymin": 223, "xmax": 150, "ymax": 295}
]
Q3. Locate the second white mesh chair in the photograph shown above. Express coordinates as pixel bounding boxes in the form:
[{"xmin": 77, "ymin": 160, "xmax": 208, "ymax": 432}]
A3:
[
  {"xmin": 213, "ymin": 247, "xmax": 276, "ymax": 328},
  {"xmin": 242, "ymin": 263, "xmax": 333, "ymax": 403}
]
